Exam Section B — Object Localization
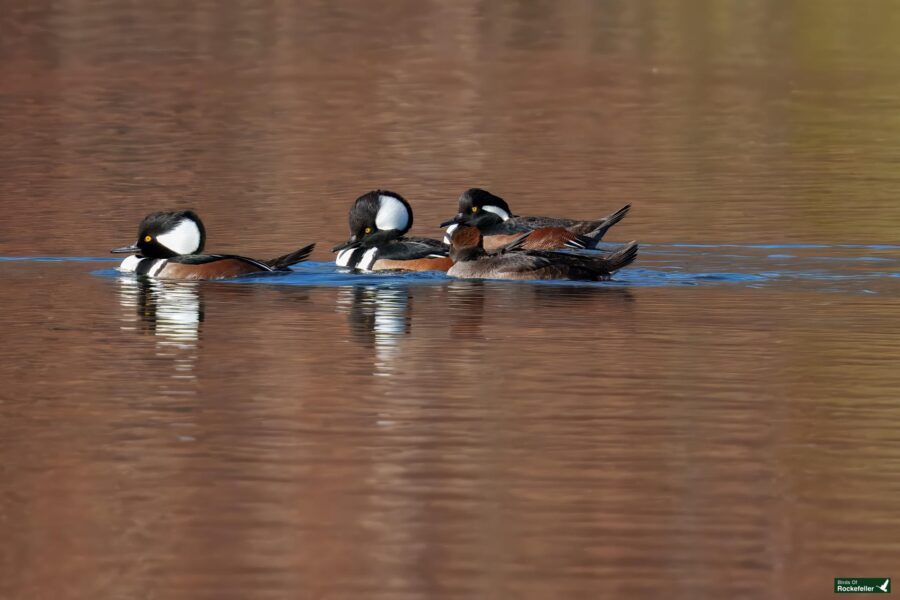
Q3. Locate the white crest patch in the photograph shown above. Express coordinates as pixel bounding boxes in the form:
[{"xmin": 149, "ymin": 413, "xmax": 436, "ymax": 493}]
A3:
[
  {"xmin": 157, "ymin": 218, "xmax": 202, "ymax": 255},
  {"xmin": 358, "ymin": 247, "xmax": 379, "ymax": 271},
  {"xmin": 443, "ymin": 223, "xmax": 458, "ymax": 245},
  {"xmin": 335, "ymin": 247, "xmax": 357, "ymax": 268},
  {"xmin": 119, "ymin": 255, "xmax": 143, "ymax": 272},
  {"xmin": 375, "ymin": 194, "xmax": 410, "ymax": 232},
  {"xmin": 483, "ymin": 205, "xmax": 510, "ymax": 221}
]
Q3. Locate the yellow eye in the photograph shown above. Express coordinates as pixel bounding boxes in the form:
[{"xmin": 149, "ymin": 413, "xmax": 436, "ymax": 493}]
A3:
[
  {"xmin": 144, "ymin": 235, "xmax": 152, "ymax": 242},
  {"xmin": 364, "ymin": 227, "xmax": 373, "ymax": 234},
  {"xmin": 471, "ymin": 206, "xmax": 478, "ymax": 213}
]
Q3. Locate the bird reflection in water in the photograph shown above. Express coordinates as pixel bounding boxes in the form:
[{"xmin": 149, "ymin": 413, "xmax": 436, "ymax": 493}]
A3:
[
  {"xmin": 337, "ymin": 285, "xmax": 411, "ymax": 376},
  {"xmin": 446, "ymin": 280, "xmax": 487, "ymax": 340},
  {"xmin": 528, "ymin": 282, "xmax": 636, "ymax": 308},
  {"xmin": 446, "ymin": 280, "xmax": 637, "ymax": 343},
  {"xmin": 117, "ymin": 277, "xmax": 203, "ymax": 381}
]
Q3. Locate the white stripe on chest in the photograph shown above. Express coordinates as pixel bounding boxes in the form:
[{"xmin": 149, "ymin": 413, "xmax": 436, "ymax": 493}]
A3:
[
  {"xmin": 357, "ymin": 248, "xmax": 379, "ymax": 271},
  {"xmin": 443, "ymin": 223, "xmax": 458, "ymax": 246},
  {"xmin": 118, "ymin": 255, "xmax": 168, "ymax": 277},
  {"xmin": 335, "ymin": 247, "xmax": 379, "ymax": 271},
  {"xmin": 148, "ymin": 260, "xmax": 168, "ymax": 277},
  {"xmin": 336, "ymin": 247, "xmax": 356, "ymax": 268}
]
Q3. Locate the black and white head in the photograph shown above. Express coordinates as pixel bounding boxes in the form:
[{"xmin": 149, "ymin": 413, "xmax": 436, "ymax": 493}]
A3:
[
  {"xmin": 112, "ymin": 210, "xmax": 206, "ymax": 258},
  {"xmin": 332, "ymin": 190, "xmax": 413, "ymax": 257},
  {"xmin": 440, "ymin": 188, "xmax": 513, "ymax": 239}
]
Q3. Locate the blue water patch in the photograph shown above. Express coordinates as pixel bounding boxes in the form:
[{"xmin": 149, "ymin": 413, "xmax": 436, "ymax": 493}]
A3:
[
  {"xmin": 667, "ymin": 243, "xmax": 832, "ymax": 249},
  {"xmin": 664, "ymin": 243, "xmax": 900, "ymax": 250},
  {"xmin": 3, "ymin": 242, "xmax": 900, "ymax": 295},
  {"xmin": 218, "ymin": 261, "xmax": 451, "ymax": 287},
  {"xmin": 810, "ymin": 256, "xmax": 894, "ymax": 262},
  {"xmin": 0, "ymin": 256, "xmax": 119, "ymax": 263}
]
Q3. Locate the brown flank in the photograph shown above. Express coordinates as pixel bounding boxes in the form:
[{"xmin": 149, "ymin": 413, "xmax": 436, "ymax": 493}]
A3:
[
  {"xmin": 371, "ymin": 257, "xmax": 453, "ymax": 272},
  {"xmin": 157, "ymin": 259, "xmax": 270, "ymax": 280}
]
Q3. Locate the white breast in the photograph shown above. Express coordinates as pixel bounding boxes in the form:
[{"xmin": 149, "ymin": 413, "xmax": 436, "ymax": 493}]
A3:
[{"xmin": 118, "ymin": 255, "xmax": 143, "ymax": 272}]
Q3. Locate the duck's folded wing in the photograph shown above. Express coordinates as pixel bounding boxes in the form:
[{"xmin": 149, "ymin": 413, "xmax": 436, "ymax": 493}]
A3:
[
  {"xmin": 496, "ymin": 233, "xmax": 532, "ymax": 254},
  {"xmin": 378, "ymin": 238, "xmax": 448, "ymax": 260},
  {"xmin": 494, "ymin": 253, "xmax": 555, "ymax": 273},
  {"xmin": 404, "ymin": 236, "xmax": 449, "ymax": 251},
  {"xmin": 526, "ymin": 242, "xmax": 638, "ymax": 273},
  {"xmin": 169, "ymin": 254, "xmax": 275, "ymax": 271},
  {"xmin": 492, "ymin": 219, "xmax": 551, "ymax": 234}
]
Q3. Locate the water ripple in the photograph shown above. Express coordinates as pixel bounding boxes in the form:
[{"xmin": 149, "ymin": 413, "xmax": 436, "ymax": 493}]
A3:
[{"xmin": 3, "ymin": 242, "xmax": 897, "ymax": 296}]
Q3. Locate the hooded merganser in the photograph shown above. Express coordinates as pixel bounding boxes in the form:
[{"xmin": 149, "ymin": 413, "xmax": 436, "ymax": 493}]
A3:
[
  {"xmin": 332, "ymin": 190, "xmax": 452, "ymax": 272},
  {"xmin": 447, "ymin": 226, "xmax": 638, "ymax": 281},
  {"xmin": 440, "ymin": 188, "xmax": 630, "ymax": 251},
  {"xmin": 111, "ymin": 210, "xmax": 315, "ymax": 280}
]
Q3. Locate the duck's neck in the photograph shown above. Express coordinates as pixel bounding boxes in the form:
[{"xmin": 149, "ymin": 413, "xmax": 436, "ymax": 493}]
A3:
[{"xmin": 451, "ymin": 247, "xmax": 486, "ymax": 263}]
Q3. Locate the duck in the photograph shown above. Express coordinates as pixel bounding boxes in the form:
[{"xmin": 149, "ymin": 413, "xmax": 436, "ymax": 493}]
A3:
[
  {"xmin": 332, "ymin": 190, "xmax": 452, "ymax": 272},
  {"xmin": 447, "ymin": 226, "xmax": 638, "ymax": 281},
  {"xmin": 440, "ymin": 187, "xmax": 630, "ymax": 251},
  {"xmin": 111, "ymin": 210, "xmax": 315, "ymax": 280}
]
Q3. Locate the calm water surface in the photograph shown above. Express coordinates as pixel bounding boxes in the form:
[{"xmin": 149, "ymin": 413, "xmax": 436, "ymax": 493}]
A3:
[{"xmin": 2, "ymin": 1, "xmax": 900, "ymax": 599}]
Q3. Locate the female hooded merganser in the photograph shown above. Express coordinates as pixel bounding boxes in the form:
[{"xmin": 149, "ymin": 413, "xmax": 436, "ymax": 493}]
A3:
[
  {"xmin": 332, "ymin": 190, "xmax": 452, "ymax": 272},
  {"xmin": 111, "ymin": 210, "xmax": 315, "ymax": 280},
  {"xmin": 440, "ymin": 188, "xmax": 631, "ymax": 251},
  {"xmin": 447, "ymin": 226, "xmax": 638, "ymax": 281}
]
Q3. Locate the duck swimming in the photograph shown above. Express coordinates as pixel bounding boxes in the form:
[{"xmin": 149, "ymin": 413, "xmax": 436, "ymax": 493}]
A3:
[
  {"xmin": 112, "ymin": 210, "xmax": 314, "ymax": 280},
  {"xmin": 332, "ymin": 190, "xmax": 452, "ymax": 272},
  {"xmin": 447, "ymin": 226, "xmax": 638, "ymax": 281},
  {"xmin": 440, "ymin": 188, "xmax": 630, "ymax": 251}
]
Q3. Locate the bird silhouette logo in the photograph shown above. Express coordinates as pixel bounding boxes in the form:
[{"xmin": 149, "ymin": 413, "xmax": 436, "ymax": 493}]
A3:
[{"xmin": 878, "ymin": 578, "xmax": 890, "ymax": 593}]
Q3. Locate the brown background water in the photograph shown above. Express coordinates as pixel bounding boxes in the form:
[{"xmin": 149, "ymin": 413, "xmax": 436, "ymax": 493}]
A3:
[{"xmin": 2, "ymin": 1, "xmax": 900, "ymax": 598}]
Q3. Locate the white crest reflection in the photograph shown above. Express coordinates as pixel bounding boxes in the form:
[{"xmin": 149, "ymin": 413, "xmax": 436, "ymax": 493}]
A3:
[
  {"xmin": 117, "ymin": 277, "xmax": 203, "ymax": 381},
  {"xmin": 337, "ymin": 285, "xmax": 411, "ymax": 376}
]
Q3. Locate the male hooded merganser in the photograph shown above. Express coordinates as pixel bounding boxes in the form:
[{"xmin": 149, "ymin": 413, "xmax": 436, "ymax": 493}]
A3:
[
  {"xmin": 447, "ymin": 226, "xmax": 638, "ymax": 281},
  {"xmin": 111, "ymin": 210, "xmax": 315, "ymax": 280},
  {"xmin": 440, "ymin": 188, "xmax": 631, "ymax": 251},
  {"xmin": 332, "ymin": 190, "xmax": 452, "ymax": 272}
]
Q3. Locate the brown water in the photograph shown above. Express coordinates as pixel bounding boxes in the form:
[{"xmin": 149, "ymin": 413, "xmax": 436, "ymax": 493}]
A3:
[{"xmin": 2, "ymin": 1, "xmax": 900, "ymax": 598}]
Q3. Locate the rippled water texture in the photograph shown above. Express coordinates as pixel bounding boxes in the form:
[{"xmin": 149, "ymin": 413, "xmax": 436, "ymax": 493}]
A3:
[{"xmin": 2, "ymin": 2, "xmax": 900, "ymax": 599}]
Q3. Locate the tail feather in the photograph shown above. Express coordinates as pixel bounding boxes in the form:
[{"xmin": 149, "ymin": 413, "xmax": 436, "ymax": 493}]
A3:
[
  {"xmin": 564, "ymin": 233, "xmax": 594, "ymax": 250},
  {"xmin": 266, "ymin": 243, "xmax": 316, "ymax": 270},
  {"xmin": 602, "ymin": 241, "xmax": 638, "ymax": 273},
  {"xmin": 585, "ymin": 204, "xmax": 631, "ymax": 243}
]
